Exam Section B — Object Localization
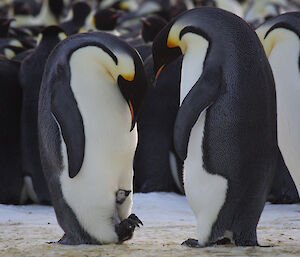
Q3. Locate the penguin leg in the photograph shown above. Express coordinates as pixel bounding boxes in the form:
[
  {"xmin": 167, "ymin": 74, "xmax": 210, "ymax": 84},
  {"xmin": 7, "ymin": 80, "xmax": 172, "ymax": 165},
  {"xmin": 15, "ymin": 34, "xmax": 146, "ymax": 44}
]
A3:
[{"xmin": 231, "ymin": 190, "xmax": 265, "ymax": 246}]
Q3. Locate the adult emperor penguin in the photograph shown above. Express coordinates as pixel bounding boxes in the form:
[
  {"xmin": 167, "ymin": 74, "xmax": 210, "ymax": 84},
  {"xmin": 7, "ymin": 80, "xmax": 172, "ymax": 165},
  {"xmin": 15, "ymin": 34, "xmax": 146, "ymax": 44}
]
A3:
[
  {"xmin": 0, "ymin": 55, "xmax": 23, "ymax": 204},
  {"xmin": 152, "ymin": 7, "xmax": 277, "ymax": 247},
  {"xmin": 256, "ymin": 12, "xmax": 300, "ymax": 197},
  {"xmin": 19, "ymin": 26, "xmax": 66, "ymax": 204},
  {"xmin": 38, "ymin": 31, "xmax": 146, "ymax": 244},
  {"xmin": 134, "ymin": 55, "xmax": 184, "ymax": 193}
]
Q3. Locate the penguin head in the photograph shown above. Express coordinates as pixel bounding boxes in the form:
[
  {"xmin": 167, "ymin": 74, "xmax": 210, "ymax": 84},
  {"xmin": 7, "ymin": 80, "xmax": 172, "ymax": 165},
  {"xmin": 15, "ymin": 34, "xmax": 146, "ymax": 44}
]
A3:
[
  {"xmin": 12, "ymin": 0, "xmax": 34, "ymax": 15},
  {"xmin": 68, "ymin": 32, "xmax": 147, "ymax": 130},
  {"xmin": 71, "ymin": 1, "xmax": 91, "ymax": 24},
  {"xmin": 93, "ymin": 8, "xmax": 123, "ymax": 31},
  {"xmin": 113, "ymin": 46, "xmax": 147, "ymax": 131},
  {"xmin": 141, "ymin": 15, "xmax": 167, "ymax": 43},
  {"xmin": 0, "ymin": 18, "xmax": 14, "ymax": 37},
  {"xmin": 48, "ymin": 0, "xmax": 64, "ymax": 21},
  {"xmin": 152, "ymin": 8, "xmax": 211, "ymax": 79},
  {"xmin": 36, "ymin": 25, "xmax": 66, "ymax": 46},
  {"xmin": 256, "ymin": 12, "xmax": 300, "ymax": 58}
]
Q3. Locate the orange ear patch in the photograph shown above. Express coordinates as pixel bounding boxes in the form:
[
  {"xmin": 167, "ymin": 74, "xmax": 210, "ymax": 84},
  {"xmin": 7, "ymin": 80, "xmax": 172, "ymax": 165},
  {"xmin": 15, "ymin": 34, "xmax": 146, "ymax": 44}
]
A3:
[
  {"xmin": 167, "ymin": 39, "xmax": 178, "ymax": 48},
  {"xmin": 122, "ymin": 73, "xmax": 135, "ymax": 81}
]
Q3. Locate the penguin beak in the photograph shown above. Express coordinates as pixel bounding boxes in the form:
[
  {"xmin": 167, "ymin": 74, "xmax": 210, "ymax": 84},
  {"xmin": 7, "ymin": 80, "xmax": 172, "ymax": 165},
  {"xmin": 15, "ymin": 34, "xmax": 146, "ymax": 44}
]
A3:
[
  {"xmin": 155, "ymin": 64, "xmax": 165, "ymax": 80},
  {"xmin": 128, "ymin": 99, "xmax": 135, "ymax": 131},
  {"xmin": 152, "ymin": 22, "xmax": 182, "ymax": 82}
]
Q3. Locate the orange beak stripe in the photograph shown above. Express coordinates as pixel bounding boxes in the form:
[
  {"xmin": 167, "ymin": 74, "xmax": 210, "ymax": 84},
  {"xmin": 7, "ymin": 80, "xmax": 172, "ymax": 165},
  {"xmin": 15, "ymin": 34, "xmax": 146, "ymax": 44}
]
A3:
[
  {"xmin": 155, "ymin": 64, "xmax": 165, "ymax": 80},
  {"xmin": 129, "ymin": 100, "xmax": 134, "ymax": 121}
]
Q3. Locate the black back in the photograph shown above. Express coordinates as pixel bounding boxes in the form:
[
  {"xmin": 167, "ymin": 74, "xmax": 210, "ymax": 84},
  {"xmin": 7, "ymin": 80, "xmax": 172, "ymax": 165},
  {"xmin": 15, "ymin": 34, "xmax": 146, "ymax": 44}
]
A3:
[
  {"xmin": 134, "ymin": 55, "xmax": 183, "ymax": 193},
  {"xmin": 0, "ymin": 56, "xmax": 23, "ymax": 204},
  {"xmin": 19, "ymin": 26, "xmax": 64, "ymax": 204}
]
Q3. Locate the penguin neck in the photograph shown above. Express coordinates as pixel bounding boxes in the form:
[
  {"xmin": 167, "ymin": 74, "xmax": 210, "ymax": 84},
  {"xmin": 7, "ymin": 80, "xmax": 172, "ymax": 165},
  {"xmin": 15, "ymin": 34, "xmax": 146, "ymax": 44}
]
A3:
[
  {"xmin": 268, "ymin": 30, "xmax": 300, "ymax": 93},
  {"xmin": 180, "ymin": 33, "xmax": 209, "ymax": 105},
  {"xmin": 69, "ymin": 46, "xmax": 131, "ymax": 130}
]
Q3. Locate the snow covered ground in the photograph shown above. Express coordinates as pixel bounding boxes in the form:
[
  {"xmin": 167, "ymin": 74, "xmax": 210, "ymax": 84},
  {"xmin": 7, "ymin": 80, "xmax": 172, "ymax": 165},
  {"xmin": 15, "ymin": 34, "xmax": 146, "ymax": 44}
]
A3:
[{"xmin": 0, "ymin": 192, "xmax": 300, "ymax": 256}]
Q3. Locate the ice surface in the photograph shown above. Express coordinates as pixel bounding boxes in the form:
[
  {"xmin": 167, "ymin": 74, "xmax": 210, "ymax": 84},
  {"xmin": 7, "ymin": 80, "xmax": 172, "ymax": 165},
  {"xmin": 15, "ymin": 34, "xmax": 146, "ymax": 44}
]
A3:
[{"xmin": 0, "ymin": 193, "xmax": 299, "ymax": 257}]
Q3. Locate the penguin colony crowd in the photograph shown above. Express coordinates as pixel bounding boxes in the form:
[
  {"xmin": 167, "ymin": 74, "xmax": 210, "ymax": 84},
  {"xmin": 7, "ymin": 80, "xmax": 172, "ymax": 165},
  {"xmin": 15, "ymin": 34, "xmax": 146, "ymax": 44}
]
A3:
[{"xmin": 1, "ymin": 0, "xmax": 300, "ymax": 248}]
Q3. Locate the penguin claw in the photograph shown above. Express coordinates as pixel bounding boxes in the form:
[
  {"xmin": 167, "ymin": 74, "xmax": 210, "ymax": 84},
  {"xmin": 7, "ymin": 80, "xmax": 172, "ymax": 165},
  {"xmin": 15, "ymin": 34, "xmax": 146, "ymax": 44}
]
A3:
[
  {"xmin": 46, "ymin": 241, "xmax": 57, "ymax": 244},
  {"xmin": 128, "ymin": 213, "xmax": 143, "ymax": 226},
  {"xmin": 115, "ymin": 214, "xmax": 143, "ymax": 243},
  {"xmin": 181, "ymin": 238, "xmax": 201, "ymax": 248}
]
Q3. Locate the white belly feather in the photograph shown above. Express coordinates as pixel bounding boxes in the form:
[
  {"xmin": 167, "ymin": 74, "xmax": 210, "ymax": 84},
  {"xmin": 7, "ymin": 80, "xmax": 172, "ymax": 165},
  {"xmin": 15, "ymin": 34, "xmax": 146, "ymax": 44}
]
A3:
[
  {"xmin": 180, "ymin": 33, "xmax": 228, "ymax": 245},
  {"xmin": 269, "ymin": 31, "xmax": 300, "ymax": 195}
]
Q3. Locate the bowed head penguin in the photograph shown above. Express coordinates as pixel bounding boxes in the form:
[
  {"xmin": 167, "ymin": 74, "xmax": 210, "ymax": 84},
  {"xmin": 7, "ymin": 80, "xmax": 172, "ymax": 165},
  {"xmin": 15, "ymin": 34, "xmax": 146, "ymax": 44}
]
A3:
[{"xmin": 38, "ymin": 31, "xmax": 147, "ymax": 245}]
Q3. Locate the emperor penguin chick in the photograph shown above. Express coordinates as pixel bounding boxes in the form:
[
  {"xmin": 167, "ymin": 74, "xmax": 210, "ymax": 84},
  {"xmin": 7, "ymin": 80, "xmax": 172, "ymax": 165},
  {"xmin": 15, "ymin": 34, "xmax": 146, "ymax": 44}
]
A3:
[{"xmin": 38, "ymin": 31, "xmax": 147, "ymax": 245}]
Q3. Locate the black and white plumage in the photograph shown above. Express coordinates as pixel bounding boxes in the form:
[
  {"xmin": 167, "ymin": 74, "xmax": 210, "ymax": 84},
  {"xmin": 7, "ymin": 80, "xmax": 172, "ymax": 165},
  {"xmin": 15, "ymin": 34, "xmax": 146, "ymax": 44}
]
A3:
[
  {"xmin": 152, "ymin": 7, "xmax": 277, "ymax": 247},
  {"xmin": 38, "ymin": 31, "xmax": 146, "ymax": 244},
  {"xmin": 256, "ymin": 11, "xmax": 300, "ymax": 199}
]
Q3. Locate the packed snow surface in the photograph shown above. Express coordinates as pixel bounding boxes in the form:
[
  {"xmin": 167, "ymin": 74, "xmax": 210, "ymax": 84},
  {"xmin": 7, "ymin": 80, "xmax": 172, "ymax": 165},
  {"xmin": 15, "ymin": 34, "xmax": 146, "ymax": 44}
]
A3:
[{"xmin": 0, "ymin": 192, "xmax": 299, "ymax": 256}]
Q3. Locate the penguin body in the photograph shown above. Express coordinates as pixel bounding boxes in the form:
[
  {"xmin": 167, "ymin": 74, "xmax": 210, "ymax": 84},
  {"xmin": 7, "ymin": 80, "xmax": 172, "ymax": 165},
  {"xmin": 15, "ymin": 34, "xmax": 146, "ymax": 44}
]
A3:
[
  {"xmin": 38, "ymin": 32, "xmax": 146, "ymax": 244},
  {"xmin": 256, "ymin": 12, "xmax": 300, "ymax": 197},
  {"xmin": 134, "ymin": 55, "xmax": 183, "ymax": 193},
  {"xmin": 19, "ymin": 26, "xmax": 66, "ymax": 204},
  {"xmin": 153, "ymin": 7, "xmax": 277, "ymax": 247},
  {"xmin": 0, "ymin": 56, "xmax": 23, "ymax": 204},
  {"xmin": 268, "ymin": 148, "xmax": 299, "ymax": 204}
]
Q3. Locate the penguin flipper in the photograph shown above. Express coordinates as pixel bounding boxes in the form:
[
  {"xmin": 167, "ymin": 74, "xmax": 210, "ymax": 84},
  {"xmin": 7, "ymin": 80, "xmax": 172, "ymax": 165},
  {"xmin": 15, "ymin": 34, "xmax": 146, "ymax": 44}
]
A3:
[
  {"xmin": 51, "ymin": 84, "xmax": 85, "ymax": 178},
  {"xmin": 174, "ymin": 66, "xmax": 223, "ymax": 161}
]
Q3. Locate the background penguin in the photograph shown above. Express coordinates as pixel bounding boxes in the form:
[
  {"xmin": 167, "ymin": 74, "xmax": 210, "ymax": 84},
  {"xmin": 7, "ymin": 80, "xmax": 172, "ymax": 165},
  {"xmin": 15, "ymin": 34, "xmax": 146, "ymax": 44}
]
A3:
[
  {"xmin": 59, "ymin": 1, "xmax": 91, "ymax": 35},
  {"xmin": 19, "ymin": 26, "xmax": 66, "ymax": 204},
  {"xmin": 0, "ymin": 55, "xmax": 23, "ymax": 204},
  {"xmin": 125, "ymin": 15, "xmax": 167, "ymax": 48},
  {"xmin": 193, "ymin": 0, "xmax": 243, "ymax": 17},
  {"xmin": 134, "ymin": 55, "xmax": 184, "ymax": 193},
  {"xmin": 38, "ymin": 31, "xmax": 146, "ymax": 244},
  {"xmin": 256, "ymin": 11, "xmax": 300, "ymax": 198},
  {"xmin": 268, "ymin": 148, "xmax": 299, "ymax": 204},
  {"xmin": 152, "ymin": 7, "xmax": 277, "ymax": 247},
  {"xmin": 92, "ymin": 8, "xmax": 123, "ymax": 31},
  {"xmin": 140, "ymin": 16, "xmax": 167, "ymax": 44}
]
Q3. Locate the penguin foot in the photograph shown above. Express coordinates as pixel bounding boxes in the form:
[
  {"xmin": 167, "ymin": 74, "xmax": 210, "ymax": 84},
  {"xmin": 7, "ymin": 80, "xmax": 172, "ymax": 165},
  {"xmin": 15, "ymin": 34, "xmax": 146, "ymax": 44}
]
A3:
[
  {"xmin": 116, "ymin": 213, "xmax": 143, "ymax": 243},
  {"xmin": 181, "ymin": 238, "xmax": 201, "ymax": 248},
  {"xmin": 258, "ymin": 244, "xmax": 274, "ymax": 248},
  {"xmin": 215, "ymin": 237, "xmax": 233, "ymax": 245},
  {"xmin": 234, "ymin": 238, "xmax": 259, "ymax": 247},
  {"xmin": 58, "ymin": 234, "xmax": 81, "ymax": 245},
  {"xmin": 46, "ymin": 241, "xmax": 57, "ymax": 244},
  {"xmin": 116, "ymin": 189, "xmax": 131, "ymax": 204}
]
